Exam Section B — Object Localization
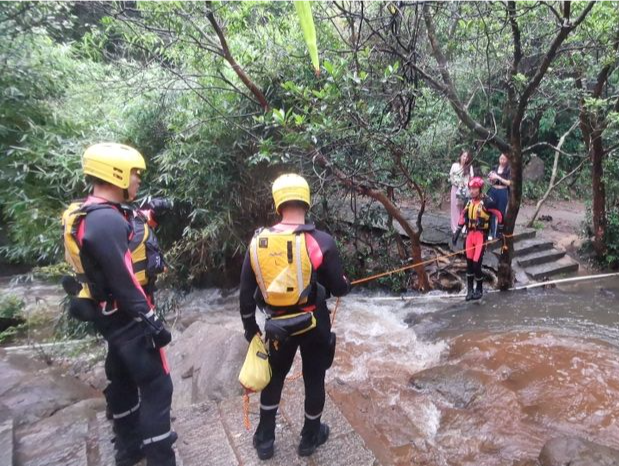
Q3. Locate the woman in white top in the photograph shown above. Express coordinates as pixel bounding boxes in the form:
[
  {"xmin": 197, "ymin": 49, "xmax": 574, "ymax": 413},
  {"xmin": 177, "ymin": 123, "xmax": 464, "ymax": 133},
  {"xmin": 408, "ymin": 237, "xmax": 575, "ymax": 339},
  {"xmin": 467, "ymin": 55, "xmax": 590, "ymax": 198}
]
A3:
[{"xmin": 449, "ymin": 150, "xmax": 474, "ymax": 233}]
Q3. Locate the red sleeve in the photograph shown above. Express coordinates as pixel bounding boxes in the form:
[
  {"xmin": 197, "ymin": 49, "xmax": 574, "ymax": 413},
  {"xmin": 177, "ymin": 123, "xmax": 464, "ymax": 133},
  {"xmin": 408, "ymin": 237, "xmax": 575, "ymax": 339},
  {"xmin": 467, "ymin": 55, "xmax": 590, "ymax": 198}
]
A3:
[{"xmin": 487, "ymin": 208, "xmax": 503, "ymax": 224}]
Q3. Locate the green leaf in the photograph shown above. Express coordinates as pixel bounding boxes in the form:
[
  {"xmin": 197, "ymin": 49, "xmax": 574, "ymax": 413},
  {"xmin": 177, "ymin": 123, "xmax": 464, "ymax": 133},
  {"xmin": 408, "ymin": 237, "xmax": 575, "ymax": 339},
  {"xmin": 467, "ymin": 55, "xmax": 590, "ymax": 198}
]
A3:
[{"xmin": 294, "ymin": 1, "xmax": 320, "ymax": 76}]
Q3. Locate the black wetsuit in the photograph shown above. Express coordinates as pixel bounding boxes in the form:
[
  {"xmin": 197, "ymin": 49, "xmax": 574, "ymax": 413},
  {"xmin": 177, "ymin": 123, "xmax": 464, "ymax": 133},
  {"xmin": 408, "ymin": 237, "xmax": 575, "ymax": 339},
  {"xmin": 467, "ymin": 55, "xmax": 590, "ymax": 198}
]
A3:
[
  {"xmin": 239, "ymin": 223, "xmax": 350, "ymax": 442},
  {"xmin": 77, "ymin": 196, "xmax": 175, "ymax": 466}
]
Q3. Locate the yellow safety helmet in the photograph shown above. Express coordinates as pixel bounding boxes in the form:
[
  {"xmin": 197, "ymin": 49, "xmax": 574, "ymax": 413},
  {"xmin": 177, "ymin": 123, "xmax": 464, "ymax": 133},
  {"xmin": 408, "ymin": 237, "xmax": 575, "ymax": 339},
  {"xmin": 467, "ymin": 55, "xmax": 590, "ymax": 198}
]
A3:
[
  {"xmin": 272, "ymin": 173, "xmax": 310, "ymax": 214},
  {"xmin": 82, "ymin": 143, "xmax": 146, "ymax": 189}
]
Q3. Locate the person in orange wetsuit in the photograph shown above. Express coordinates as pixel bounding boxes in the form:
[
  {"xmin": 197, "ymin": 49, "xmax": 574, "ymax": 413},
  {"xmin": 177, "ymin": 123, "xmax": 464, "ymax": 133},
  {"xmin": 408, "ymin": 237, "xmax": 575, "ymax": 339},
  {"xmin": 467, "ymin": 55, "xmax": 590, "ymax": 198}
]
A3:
[{"xmin": 452, "ymin": 176, "xmax": 503, "ymax": 301}]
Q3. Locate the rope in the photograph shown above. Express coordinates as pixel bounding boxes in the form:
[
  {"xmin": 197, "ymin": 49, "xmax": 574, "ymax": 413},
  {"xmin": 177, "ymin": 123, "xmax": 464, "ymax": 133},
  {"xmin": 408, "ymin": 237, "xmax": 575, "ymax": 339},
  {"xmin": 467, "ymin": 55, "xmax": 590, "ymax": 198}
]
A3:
[
  {"xmin": 243, "ymin": 390, "xmax": 251, "ymax": 431},
  {"xmin": 350, "ymin": 233, "xmax": 513, "ymax": 286}
]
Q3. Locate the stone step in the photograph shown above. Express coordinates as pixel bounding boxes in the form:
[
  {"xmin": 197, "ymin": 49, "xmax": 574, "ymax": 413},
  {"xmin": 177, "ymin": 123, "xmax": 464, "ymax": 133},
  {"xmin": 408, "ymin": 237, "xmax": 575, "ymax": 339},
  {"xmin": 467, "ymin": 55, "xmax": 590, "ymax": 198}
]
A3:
[
  {"xmin": 525, "ymin": 256, "xmax": 580, "ymax": 281},
  {"xmin": 0, "ymin": 419, "xmax": 13, "ymax": 466},
  {"xmin": 517, "ymin": 249, "xmax": 566, "ymax": 268},
  {"xmin": 280, "ymin": 383, "xmax": 379, "ymax": 466},
  {"xmin": 486, "ymin": 228, "xmax": 537, "ymax": 251},
  {"xmin": 84, "ymin": 388, "xmax": 378, "ymax": 466},
  {"xmin": 173, "ymin": 402, "xmax": 237, "ymax": 466},
  {"xmin": 89, "ymin": 412, "xmax": 115, "ymax": 466},
  {"xmin": 216, "ymin": 386, "xmax": 379, "ymax": 466},
  {"xmin": 218, "ymin": 394, "xmax": 308, "ymax": 466},
  {"xmin": 511, "ymin": 238, "xmax": 554, "ymax": 257},
  {"xmin": 16, "ymin": 418, "xmax": 89, "ymax": 466}
]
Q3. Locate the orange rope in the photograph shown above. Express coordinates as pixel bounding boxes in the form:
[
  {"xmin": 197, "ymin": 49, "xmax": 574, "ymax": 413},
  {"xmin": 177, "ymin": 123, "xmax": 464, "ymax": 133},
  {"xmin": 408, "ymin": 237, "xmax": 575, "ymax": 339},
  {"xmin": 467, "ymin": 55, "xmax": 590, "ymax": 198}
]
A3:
[
  {"xmin": 243, "ymin": 390, "xmax": 251, "ymax": 431},
  {"xmin": 350, "ymin": 234, "xmax": 513, "ymax": 286}
]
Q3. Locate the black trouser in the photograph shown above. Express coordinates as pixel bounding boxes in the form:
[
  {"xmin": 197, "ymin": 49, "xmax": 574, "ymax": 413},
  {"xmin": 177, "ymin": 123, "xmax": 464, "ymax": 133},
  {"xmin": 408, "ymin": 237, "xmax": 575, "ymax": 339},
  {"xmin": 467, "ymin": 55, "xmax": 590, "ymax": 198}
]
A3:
[
  {"xmin": 256, "ymin": 304, "xmax": 331, "ymax": 442},
  {"xmin": 104, "ymin": 325, "xmax": 175, "ymax": 466}
]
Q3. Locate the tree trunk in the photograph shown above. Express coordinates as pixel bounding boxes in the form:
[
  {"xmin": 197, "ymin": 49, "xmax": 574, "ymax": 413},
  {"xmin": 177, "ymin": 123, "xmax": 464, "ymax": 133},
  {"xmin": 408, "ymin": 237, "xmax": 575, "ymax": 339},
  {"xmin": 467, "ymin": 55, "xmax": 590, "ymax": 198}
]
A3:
[
  {"xmin": 360, "ymin": 188, "xmax": 430, "ymax": 291},
  {"xmin": 498, "ymin": 141, "xmax": 523, "ymax": 289},
  {"xmin": 310, "ymin": 148, "xmax": 431, "ymax": 291},
  {"xmin": 591, "ymin": 130, "xmax": 607, "ymax": 256},
  {"xmin": 409, "ymin": 230, "xmax": 430, "ymax": 290}
]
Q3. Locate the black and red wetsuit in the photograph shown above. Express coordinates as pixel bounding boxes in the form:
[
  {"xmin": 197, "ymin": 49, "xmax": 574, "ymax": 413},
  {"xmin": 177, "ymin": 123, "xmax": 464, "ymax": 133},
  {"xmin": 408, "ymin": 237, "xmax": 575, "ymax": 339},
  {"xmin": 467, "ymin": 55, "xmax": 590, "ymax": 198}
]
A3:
[
  {"xmin": 76, "ymin": 195, "xmax": 176, "ymax": 466},
  {"xmin": 239, "ymin": 222, "xmax": 350, "ymax": 446}
]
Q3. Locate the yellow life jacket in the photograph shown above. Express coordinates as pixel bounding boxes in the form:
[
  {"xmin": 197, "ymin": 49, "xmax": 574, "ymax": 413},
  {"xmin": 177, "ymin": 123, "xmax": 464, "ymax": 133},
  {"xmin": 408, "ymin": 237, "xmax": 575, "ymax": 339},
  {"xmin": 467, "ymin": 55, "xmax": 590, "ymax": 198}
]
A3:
[
  {"xmin": 466, "ymin": 199, "xmax": 491, "ymax": 230},
  {"xmin": 62, "ymin": 201, "xmax": 157, "ymax": 295},
  {"xmin": 63, "ymin": 202, "xmax": 101, "ymax": 300},
  {"xmin": 249, "ymin": 228, "xmax": 313, "ymax": 308},
  {"xmin": 129, "ymin": 214, "xmax": 152, "ymax": 286}
]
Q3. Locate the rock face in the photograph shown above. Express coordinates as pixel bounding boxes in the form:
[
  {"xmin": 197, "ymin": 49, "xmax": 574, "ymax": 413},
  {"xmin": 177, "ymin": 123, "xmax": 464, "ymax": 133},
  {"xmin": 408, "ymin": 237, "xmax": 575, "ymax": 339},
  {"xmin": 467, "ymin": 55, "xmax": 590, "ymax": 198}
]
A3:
[
  {"xmin": 167, "ymin": 320, "xmax": 247, "ymax": 408},
  {"xmin": 0, "ymin": 349, "xmax": 99, "ymax": 427},
  {"xmin": 523, "ymin": 155, "xmax": 545, "ymax": 182},
  {"xmin": 15, "ymin": 398, "xmax": 105, "ymax": 466},
  {"xmin": 410, "ymin": 364, "xmax": 486, "ymax": 409},
  {"xmin": 539, "ymin": 437, "xmax": 619, "ymax": 466}
]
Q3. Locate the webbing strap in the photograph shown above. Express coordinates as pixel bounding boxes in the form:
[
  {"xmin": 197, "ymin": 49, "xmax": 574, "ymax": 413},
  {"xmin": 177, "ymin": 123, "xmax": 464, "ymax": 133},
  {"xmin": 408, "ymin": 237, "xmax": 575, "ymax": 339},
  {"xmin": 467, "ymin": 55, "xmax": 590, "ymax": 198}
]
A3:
[
  {"xmin": 295, "ymin": 234, "xmax": 303, "ymax": 298},
  {"xmin": 250, "ymin": 239, "xmax": 268, "ymax": 302}
]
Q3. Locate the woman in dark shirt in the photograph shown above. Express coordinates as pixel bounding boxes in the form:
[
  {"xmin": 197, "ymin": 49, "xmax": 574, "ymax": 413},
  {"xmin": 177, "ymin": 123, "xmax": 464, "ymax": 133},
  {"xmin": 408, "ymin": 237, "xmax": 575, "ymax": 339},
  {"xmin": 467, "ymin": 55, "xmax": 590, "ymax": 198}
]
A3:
[{"xmin": 488, "ymin": 153, "xmax": 511, "ymax": 219}]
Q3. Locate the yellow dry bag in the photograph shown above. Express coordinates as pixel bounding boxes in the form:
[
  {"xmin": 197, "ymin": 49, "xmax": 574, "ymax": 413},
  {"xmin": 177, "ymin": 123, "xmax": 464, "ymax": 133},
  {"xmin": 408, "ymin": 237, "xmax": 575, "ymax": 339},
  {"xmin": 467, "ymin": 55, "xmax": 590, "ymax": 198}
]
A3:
[{"xmin": 238, "ymin": 335, "xmax": 272, "ymax": 392}]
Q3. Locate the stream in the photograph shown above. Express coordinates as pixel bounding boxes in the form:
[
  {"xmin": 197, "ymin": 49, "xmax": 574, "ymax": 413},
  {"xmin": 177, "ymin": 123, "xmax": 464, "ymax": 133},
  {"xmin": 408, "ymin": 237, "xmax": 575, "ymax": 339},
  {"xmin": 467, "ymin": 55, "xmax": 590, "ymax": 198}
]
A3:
[{"xmin": 2, "ymin": 275, "xmax": 619, "ymax": 465}]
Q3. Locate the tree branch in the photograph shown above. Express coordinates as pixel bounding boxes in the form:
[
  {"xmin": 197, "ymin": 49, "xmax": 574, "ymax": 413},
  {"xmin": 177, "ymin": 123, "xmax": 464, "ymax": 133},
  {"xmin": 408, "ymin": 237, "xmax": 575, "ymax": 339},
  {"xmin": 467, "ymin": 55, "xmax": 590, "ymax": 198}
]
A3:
[
  {"xmin": 422, "ymin": 3, "xmax": 511, "ymax": 153},
  {"xmin": 526, "ymin": 120, "xmax": 580, "ymax": 227},
  {"xmin": 514, "ymin": 1, "xmax": 595, "ymax": 124},
  {"xmin": 205, "ymin": 2, "xmax": 270, "ymax": 111}
]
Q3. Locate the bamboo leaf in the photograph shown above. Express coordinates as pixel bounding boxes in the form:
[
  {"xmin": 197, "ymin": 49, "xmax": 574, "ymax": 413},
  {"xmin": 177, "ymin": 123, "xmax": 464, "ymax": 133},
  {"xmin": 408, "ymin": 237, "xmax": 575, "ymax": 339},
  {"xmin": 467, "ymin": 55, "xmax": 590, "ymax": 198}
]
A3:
[{"xmin": 294, "ymin": 1, "xmax": 320, "ymax": 76}]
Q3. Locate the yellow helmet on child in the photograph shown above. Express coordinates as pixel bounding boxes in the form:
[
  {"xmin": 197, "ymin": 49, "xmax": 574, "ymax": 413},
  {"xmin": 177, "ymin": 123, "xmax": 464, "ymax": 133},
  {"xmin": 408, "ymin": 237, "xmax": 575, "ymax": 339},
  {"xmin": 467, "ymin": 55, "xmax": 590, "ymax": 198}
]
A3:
[
  {"xmin": 82, "ymin": 143, "xmax": 146, "ymax": 189},
  {"xmin": 272, "ymin": 173, "xmax": 310, "ymax": 214}
]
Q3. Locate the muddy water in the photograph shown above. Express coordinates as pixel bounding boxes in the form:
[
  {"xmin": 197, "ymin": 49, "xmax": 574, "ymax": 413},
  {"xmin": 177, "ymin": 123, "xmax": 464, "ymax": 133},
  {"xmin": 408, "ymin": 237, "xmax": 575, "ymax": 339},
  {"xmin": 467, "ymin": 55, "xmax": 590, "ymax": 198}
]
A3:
[
  {"xmin": 328, "ymin": 278, "xmax": 619, "ymax": 465},
  {"xmin": 4, "ymin": 274, "xmax": 619, "ymax": 465}
]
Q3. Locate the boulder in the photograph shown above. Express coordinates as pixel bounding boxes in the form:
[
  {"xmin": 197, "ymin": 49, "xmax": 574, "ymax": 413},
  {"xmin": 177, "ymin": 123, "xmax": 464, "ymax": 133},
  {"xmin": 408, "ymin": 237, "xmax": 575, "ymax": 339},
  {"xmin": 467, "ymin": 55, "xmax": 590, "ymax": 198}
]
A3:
[
  {"xmin": 0, "ymin": 349, "xmax": 100, "ymax": 427},
  {"xmin": 539, "ymin": 437, "xmax": 619, "ymax": 466},
  {"xmin": 167, "ymin": 321, "xmax": 247, "ymax": 409},
  {"xmin": 14, "ymin": 398, "xmax": 104, "ymax": 466},
  {"xmin": 523, "ymin": 155, "xmax": 545, "ymax": 182},
  {"xmin": 410, "ymin": 364, "xmax": 486, "ymax": 409}
]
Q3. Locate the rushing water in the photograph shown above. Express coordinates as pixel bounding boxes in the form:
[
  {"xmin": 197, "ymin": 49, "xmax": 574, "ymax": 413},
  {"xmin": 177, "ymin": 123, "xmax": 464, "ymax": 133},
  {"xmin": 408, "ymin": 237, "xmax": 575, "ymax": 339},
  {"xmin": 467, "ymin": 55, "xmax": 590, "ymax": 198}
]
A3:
[
  {"xmin": 4, "ymin": 274, "xmax": 619, "ymax": 465},
  {"xmin": 326, "ymin": 277, "xmax": 619, "ymax": 465}
]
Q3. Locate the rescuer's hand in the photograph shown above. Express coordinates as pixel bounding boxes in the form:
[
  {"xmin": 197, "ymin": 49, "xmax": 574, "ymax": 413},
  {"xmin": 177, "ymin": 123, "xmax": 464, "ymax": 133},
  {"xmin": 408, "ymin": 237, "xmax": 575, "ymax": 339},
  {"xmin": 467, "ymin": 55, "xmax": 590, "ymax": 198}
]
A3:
[{"xmin": 243, "ymin": 319, "xmax": 261, "ymax": 343}]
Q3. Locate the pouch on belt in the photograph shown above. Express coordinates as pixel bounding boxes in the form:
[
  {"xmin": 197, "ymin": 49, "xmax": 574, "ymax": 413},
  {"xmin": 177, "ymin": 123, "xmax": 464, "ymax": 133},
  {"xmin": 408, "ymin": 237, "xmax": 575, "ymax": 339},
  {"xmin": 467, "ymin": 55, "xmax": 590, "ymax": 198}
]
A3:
[{"xmin": 264, "ymin": 311, "xmax": 316, "ymax": 343}]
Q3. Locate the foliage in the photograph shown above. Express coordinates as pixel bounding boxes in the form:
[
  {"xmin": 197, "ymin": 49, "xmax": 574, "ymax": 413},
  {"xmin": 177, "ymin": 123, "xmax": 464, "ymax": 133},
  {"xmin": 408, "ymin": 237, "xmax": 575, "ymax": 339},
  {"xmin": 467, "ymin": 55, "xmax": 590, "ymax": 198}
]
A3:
[
  {"xmin": 0, "ymin": 293, "xmax": 25, "ymax": 320},
  {"xmin": 0, "ymin": 293, "xmax": 26, "ymax": 343},
  {"xmin": 602, "ymin": 154, "xmax": 619, "ymax": 267},
  {"xmin": 1, "ymin": 1, "xmax": 619, "ymax": 289}
]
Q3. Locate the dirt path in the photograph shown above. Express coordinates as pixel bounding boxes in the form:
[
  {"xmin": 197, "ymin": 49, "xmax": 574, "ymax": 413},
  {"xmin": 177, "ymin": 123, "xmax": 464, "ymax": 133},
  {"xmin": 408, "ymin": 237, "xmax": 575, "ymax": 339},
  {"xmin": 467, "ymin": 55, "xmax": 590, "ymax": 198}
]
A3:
[{"xmin": 516, "ymin": 200, "xmax": 585, "ymax": 253}]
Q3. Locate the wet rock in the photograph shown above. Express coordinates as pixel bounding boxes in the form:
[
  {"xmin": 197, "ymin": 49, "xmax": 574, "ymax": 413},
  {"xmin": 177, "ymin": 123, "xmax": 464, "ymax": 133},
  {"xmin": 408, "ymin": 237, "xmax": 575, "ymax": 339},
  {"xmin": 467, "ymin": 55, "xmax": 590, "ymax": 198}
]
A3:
[
  {"xmin": 513, "ymin": 459, "xmax": 540, "ymax": 466},
  {"xmin": 14, "ymin": 398, "xmax": 104, "ymax": 466},
  {"xmin": 523, "ymin": 155, "xmax": 545, "ymax": 182},
  {"xmin": 0, "ymin": 418, "xmax": 13, "ymax": 466},
  {"xmin": 0, "ymin": 349, "xmax": 99, "ymax": 427},
  {"xmin": 167, "ymin": 320, "xmax": 246, "ymax": 408},
  {"xmin": 539, "ymin": 437, "xmax": 619, "ymax": 466},
  {"xmin": 599, "ymin": 287, "xmax": 616, "ymax": 299},
  {"xmin": 410, "ymin": 365, "xmax": 485, "ymax": 409}
]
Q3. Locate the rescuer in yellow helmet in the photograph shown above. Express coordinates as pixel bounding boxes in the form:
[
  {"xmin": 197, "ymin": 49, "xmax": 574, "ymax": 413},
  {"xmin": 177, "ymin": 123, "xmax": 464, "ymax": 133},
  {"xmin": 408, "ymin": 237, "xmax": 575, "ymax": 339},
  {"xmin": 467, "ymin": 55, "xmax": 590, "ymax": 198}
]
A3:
[
  {"xmin": 240, "ymin": 173, "xmax": 351, "ymax": 460},
  {"xmin": 62, "ymin": 143, "xmax": 176, "ymax": 466}
]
